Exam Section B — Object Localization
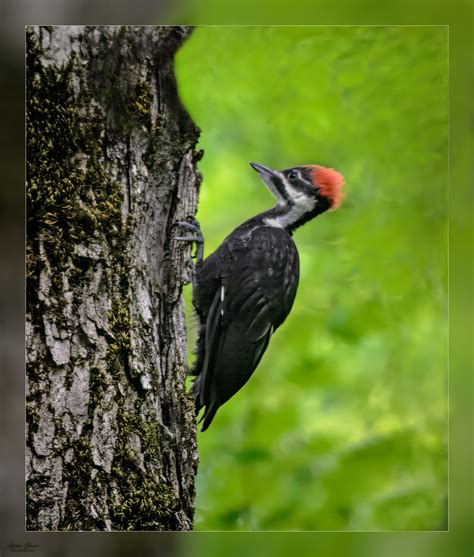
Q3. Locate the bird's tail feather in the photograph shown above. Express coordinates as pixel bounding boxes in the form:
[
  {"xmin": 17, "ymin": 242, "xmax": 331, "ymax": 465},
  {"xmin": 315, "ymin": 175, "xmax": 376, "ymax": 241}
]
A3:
[{"xmin": 199, "ymin": 400, "xmax": 219, "ymax": 432}]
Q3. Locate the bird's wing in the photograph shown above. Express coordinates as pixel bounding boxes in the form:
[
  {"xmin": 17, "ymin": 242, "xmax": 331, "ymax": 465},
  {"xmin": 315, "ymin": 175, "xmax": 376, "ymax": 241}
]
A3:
[
  {"xmin": 197, "ymin": 226, "xmax": 299, "ymax": 430},
  {"xmin": 198, "ymin": 282, "xmax": 273, "ymax": 431}
]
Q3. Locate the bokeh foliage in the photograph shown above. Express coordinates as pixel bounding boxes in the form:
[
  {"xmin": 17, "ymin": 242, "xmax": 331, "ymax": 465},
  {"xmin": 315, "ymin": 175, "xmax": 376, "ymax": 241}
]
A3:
[{"xmin": 176, "ymin": 26, "xmax": 448, "ymax": 531}]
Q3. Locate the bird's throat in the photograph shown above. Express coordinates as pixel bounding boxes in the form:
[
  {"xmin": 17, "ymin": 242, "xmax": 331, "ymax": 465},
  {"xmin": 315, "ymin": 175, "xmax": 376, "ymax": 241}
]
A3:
[{"xmin": 262, "ymin": 198, "xmax": 323, "ymax": 232}]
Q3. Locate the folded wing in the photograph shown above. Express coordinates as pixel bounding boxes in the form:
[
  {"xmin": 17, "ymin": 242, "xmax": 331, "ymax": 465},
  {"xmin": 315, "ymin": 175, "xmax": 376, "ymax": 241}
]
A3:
[{"xmin": 193, "ymin": 226, "xmax": 299, "ymax": 431}]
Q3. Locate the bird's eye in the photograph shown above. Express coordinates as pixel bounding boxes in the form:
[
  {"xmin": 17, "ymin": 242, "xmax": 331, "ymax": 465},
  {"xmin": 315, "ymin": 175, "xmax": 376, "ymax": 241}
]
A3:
[{"xmin": 288, "ymin": 171, "xmax": 298, "ymax": 180}]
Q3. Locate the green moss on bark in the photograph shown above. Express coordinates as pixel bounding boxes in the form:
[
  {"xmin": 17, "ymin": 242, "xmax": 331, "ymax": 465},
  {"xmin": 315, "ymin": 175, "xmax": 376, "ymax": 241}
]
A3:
[
  {"xmin": 108, "ymin": 404, "xmax": 177, "ymax": 530},
  {"xmin": 109, "ymin": 477, "xmax": 175, "ymax": 531},
  {"xmin": 26, "ymin": 27, "xmax": 126, "ymax": 308},
  {"xmin": 88, "ymin": 366, "xmax": 108, "ymax": 409},
  {"xmin": 107, "ymin": 299, "xmax": 131, "ymax": 375}
]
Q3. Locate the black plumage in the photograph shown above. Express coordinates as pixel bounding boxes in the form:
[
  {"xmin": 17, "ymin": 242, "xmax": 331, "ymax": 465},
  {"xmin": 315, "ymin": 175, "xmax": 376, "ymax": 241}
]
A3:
[
  {"xmin": 186, "ymin": 162, "xmax": 345, "ymax": 430},
  {"xmin": 192, "ymin": 221, "xmax": 299, "ymax": 430}
]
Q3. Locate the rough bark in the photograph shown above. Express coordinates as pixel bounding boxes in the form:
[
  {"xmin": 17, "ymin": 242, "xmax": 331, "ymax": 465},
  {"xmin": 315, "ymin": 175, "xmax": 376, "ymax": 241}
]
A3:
[{"xmin": 26, "ymin": 25, "xmax": 201, "ymax": 531}]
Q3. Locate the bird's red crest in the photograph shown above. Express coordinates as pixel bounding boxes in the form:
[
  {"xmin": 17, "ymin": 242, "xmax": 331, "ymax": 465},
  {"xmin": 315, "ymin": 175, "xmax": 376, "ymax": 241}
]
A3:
[{"xmin": 306, "ymin": 165, "xmax": 345, "ymax": 210}]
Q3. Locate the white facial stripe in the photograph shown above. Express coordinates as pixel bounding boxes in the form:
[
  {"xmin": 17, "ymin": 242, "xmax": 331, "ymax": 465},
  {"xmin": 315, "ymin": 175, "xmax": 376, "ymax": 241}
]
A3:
[
  {"xmin": 295, "ymin": 170, "xmax": 314, "ymax": 188},
  {"xmin": 264, "ymin": 196, "xmax": 317, "ymax": 228},
  {"xmin": 277, "ymin": 171, "xmax": 294, "ymax": 199},
  {"xmin": 300, "ymin": 174, "xmax": 314, "ymax": 188},
  {"xmin": 277, "ymin": 171, "xmax": 308, "ymax": 202}
]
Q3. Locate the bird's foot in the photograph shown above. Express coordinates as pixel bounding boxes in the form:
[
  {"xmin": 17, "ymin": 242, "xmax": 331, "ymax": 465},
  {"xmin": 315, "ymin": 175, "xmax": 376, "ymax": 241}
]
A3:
[{"xmin": 173, "ymin": 216, "xmax": 204, "ymax": 265}]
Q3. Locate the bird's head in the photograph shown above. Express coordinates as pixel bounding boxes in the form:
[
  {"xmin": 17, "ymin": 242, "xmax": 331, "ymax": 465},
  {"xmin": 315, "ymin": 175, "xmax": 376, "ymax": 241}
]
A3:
[{"xmin": 250, "ymin": 162, "xmax": 345, "ymax": 213}]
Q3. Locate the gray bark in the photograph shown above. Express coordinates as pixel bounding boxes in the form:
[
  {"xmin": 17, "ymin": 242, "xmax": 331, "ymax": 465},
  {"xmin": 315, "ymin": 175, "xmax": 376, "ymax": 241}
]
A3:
[{"xmin": 26, "ymin": 25, "xmax": 201, "ymax": 531}]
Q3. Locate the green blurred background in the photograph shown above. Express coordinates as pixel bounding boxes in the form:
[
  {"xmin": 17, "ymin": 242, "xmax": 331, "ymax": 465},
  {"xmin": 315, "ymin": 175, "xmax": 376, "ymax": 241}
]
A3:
[{"xmin": 176, "ymin": 25, "xmax": 448, "ymax": 531}]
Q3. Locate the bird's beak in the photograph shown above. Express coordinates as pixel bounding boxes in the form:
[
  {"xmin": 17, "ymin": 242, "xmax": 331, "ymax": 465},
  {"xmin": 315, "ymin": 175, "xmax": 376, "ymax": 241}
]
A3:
[
  {"xmin": 249, "ymin": 162, "xmax": 285, "ymax": 202},
  {"xmin": 249, "ymin": 162, "xmax": 275, "ymax": 175}
]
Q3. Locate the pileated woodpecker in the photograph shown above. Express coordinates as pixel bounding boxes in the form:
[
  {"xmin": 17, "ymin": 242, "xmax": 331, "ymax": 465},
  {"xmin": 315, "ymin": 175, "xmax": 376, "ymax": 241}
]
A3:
[{"xmin": 176, "ymin": 162, "xmax": 345, "ymax": 431}]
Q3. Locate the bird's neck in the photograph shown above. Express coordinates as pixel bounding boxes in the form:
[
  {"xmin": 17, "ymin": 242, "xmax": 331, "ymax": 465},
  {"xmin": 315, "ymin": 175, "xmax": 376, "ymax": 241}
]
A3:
[{"xmin": 258, "ymin": 200, "xmax": 328, "ymax": 233}]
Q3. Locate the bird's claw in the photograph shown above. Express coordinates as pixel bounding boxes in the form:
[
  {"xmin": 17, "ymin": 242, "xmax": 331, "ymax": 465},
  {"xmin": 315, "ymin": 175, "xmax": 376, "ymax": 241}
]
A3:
[{"xmin": 173, "ymin": 217, "xmax": 204, "ymax": 265}]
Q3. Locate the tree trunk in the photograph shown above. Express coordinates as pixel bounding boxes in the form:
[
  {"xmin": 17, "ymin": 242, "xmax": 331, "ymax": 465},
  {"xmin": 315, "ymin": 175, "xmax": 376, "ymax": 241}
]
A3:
[{"xmin": 26, "ymin": 25, "xmax": 201, "ymax": 531}]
